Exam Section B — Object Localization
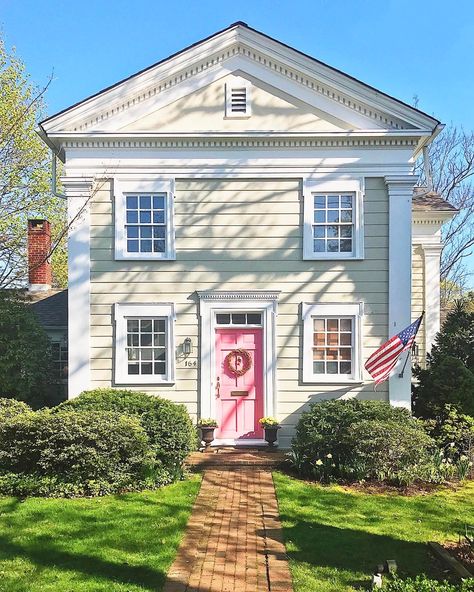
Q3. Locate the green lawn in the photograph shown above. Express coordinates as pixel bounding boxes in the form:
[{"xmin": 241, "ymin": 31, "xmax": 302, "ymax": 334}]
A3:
[
  {"xmin": 0, "ymin": 476, "xmax": 201, "ymax": 592},
  {"xmin": 274, "ymin": 472, "xmax": 474, "ymax": 592}
]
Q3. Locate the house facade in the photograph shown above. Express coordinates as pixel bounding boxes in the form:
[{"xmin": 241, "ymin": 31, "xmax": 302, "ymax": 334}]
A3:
[{"xmin": 39, "ymin": 23, "xmax": 451, "ymax": 447}]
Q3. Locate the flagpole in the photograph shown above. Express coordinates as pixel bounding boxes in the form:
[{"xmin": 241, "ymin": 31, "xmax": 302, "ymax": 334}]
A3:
[{"xmin": 398, "ymin": 310, "xmax": 424, "ymax": 378}]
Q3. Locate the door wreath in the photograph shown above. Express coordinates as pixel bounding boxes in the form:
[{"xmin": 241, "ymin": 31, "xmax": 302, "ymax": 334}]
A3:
[{"xmin": 225, "ymin": 348, "xmax": 253, "ymax": 377}]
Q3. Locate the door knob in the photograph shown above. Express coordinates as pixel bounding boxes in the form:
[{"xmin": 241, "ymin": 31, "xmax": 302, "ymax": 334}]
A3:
[{"xmin": 215, "ymin": 376, "xmax": 220, "ymax": 398}]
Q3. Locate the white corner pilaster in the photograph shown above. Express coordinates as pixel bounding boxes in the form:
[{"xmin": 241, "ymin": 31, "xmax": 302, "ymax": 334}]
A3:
[
  {"xmin": 385, "ymin": 175, "xmax": 418, "ymax": 409},
  {"xmin": 422, "ymin": 244, "xmax": 442, "ymax": 353},
  {"xmin": 62, "ymin": 176, "xmax": 94, "ymax": 398}
]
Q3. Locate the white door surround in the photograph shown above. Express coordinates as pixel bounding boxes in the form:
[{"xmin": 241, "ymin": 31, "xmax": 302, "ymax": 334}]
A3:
[{"xmin": 197, "ymin": 290, "xmax": 279, "ymax": 446}]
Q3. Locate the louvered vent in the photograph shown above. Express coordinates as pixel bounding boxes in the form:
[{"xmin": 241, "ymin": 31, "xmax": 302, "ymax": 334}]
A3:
[
  {"xmin": 225, "ymin": 80, "xmax": 251, "ymax": 118},
  {"xmin": 230, "ymin": 87, "xmax": 247, "ymax": 113}
]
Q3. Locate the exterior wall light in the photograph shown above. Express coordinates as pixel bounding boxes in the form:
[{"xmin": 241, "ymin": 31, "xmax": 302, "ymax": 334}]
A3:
[{"xmin": 183, "ymin": 337, "xmax": 193, "ymax": 356}]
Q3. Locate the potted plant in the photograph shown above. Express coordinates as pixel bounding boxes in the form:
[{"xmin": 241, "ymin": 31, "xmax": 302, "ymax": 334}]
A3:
[
  {"xmin": 259, "ymin": 417, "xmax": 281, "ymax": 447},
  {"xmin": 197, "ymin": 418, "xmax": 218, "ymax": 449}
]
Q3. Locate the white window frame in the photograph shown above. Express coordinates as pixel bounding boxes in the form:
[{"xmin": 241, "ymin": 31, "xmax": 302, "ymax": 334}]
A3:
[
  {"xmin": 114, "ymin": 303, "xmax": 176, "ymax": 385},
  {"xmin": 225, "ymin": 76, "xmax": 252, "ymax": 118},
  {"xmin": 114, "ymin": 178, "xmax": 175, "ymax": 260},
  {"xmin": 302, "ymin": 302, "xmax": 364, "ymax": 384},
  {"xmin": 303, "ymin": 177, "xmax": 364, "ymax": 260}
]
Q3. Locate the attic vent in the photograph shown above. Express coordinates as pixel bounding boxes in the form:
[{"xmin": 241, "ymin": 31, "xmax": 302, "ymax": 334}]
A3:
[
  {"xmin": 225, "ymin": 80, "xmax": 251, "ymax": 118},
  {"xmin": 231, "ymin": 88, "xmax": 247, "ymax": 113}
]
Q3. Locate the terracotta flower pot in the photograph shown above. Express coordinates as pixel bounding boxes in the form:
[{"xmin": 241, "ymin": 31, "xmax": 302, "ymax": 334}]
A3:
[
  {"xmin": 199, "ymin": 426, "xmax": 216, "ymax": 448},
  {"xmin": 263, "ymin": 425, "xmax": 280, "ymax": 447}
]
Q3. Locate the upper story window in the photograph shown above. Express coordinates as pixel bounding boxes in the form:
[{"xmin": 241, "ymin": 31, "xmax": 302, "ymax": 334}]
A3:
[
  {"xmin": 114, "ymin": 303, "xmax": 175, "ymax": 385},
  {"xmin": 114, "ymin": 179, "xmax": 175, "ymax": 260},
  {"xmin": 303, "ymin": 177, "xmax": 364, "ymax": 260},
  {"xmin": 225, "ymin": 77, "xmax": 251, "ymax": 118},
  {"xmin": 302, "ymin": 302, "xmax": 364, "ymax": 383}
]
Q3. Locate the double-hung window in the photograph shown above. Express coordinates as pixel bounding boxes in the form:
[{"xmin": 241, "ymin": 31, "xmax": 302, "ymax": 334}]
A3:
[
  {"xmin": 114, "ymin": 179, "xmax": 175, "ymax": 260},
  {"xmin": 302, "ymin": 303, "xmax": 364, "ymax": 383},
  {"xmin": 114, "ymin": 303, "xmax": 175, "ymax": 385},
  {"xmin": 303, "ymin": 177, "xmax": 364, "ymax": 260}
]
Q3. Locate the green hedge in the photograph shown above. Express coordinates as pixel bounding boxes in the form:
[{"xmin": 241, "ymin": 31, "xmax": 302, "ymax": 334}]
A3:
[
  {"xmin": 0, "ymin": 410, "xmax": 159, "ymax": 495},
  {"xmin": 57, "ymin": 389, "xmax": 195, "ymax": 467},
  {"xmin": 383, "ymin": 575, "xmax": 474, "ymax": 591},
  {"xmin": 0, "ymin": 398, "xmax": 32, "ymax": 420},
  {"xmin": 290, "ymin": 400, "xmax": 435, "ymax": 485}
]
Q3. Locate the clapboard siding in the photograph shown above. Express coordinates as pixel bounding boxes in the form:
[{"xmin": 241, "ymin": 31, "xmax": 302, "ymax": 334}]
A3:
[
  {"xmin": 89, "ymin": 177, "xmax": 389, "ymax": 443},
  {"xmin": 411, "ymin": 245, "xmax": 426, "ymax": 363}
]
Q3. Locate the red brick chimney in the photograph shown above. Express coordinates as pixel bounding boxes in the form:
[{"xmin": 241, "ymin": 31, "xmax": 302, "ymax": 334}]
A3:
[{"xmin": 28, "ymin": 219, "xmax": 52, "ymax": 292}]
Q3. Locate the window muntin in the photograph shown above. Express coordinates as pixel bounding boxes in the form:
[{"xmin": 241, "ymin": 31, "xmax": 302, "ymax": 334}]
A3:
[
  {"xmin": 312, "ymin": 317, "xmax": 353, "ymax": 375},
  {"xmin": 302, "ymin": 302, "xmax": 363, "ymax": 383},
  {"xmin": 126, "ymin": 318, "xmax": 167, "ymax": 376},
  {"xmin": 114, "ymin": 303, "xmax": 175, "ymax": 385},
  {"xmin": 215, "ymin": 312, "xmax": 262, "ymax": 326},
  {"xmin": 303, "ymin": 178, "xmax": 364, "ymax": 260},
  {"xmin": 125, "ymin": 194, "xmax": 166, "ymax": 254},
  {"xmin": 52, "ymin": 341, "xmax": 68, "ymax": 379},
  {"xmin": 313, "ymin": 193, "xmax": 354, "ymax": 254},
  {"xmin": 114, "ymin": 179, "xmax": 175, "ymax": 261}
]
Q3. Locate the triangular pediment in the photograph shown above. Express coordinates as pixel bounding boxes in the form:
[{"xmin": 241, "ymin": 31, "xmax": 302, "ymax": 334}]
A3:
[{"xmin": 40, "ymin": 22, "xmax": 439, "ymax": 142}]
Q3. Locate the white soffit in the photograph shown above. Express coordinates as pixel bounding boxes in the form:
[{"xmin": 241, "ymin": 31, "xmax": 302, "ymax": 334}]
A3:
[{"xmin": 40, "ymin": 23, "xmax": 440, "ymax": 140}]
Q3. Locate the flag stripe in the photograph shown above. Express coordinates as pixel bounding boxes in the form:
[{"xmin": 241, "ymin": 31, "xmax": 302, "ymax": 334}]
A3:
[{"xmin": 364, "ymin": 315, "xmax": 423, "ymax": 387}]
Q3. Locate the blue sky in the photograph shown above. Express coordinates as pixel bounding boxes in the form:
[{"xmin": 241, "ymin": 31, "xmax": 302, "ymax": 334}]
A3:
[{"xmin": 1, "ymin": 0, "xmax": 473, "ymax": 280}]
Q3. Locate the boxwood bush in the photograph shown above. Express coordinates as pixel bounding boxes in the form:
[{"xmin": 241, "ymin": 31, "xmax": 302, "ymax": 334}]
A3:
[
  {"xmin": 0, "ymin": 397, "xmax": 32, "ymax": 419},
  {"xmin": 57, "ymin": 389, "xmax": 195, "ymax": 468},
  {"xmin": 0, "ymin": 409, "xmax": 161, "ymax": 496},
  {"xmin": 290, "ymin": 400, "xmax": 435, "ymax": 485}
]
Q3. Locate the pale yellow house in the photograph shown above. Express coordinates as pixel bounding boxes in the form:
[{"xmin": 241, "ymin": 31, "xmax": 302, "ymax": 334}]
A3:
[{"xmin": 39, "ymin": 23, "xmax": 455, "ymax": 447}]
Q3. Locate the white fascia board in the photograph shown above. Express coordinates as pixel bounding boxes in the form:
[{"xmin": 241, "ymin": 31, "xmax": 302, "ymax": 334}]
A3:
[
  {"xmin": 41, "ymin": 28, "xmax": 241, "ymax": 134},
  {"xmin": 41, "ymin": 26, "xmax": 438, "ymax": 137},
  {"xmin": 238, "ymin": 28, "xmax": 439, "ymax": 131},
  {"xmin": 48, "ymin": 129, "xmax": 431, "ymax": 141}
]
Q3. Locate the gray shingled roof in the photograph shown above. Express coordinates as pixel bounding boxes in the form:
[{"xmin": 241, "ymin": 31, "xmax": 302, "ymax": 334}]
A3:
[
  {"xmin": 413, "ymin": 188, "xmax": 458, "ymax": 212},
  {"xmin": 31, "ymin": 289, "xmax": 68, "ymax": 328}
]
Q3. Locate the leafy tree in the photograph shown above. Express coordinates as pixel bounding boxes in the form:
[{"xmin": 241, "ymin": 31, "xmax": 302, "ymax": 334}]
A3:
[
  {"xmin": 0, "ymin": 291, "xmax": 56, "ymax": 407},
  {"xmin": 418, "ymin": 126, "xmax": 474, "ymax": 289},
  {"xmin": 413, "ymin": 296, "xmax": 474, "ymax": 417},
  {"xmin": 0, "ymin": 37, "xmax": 66, "ymax": 288}
]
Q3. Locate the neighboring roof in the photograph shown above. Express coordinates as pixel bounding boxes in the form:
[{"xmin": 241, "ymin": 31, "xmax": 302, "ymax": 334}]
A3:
[
  {"xmin": 30, "ymin": 289, "xmax": 68, "ymax": 328},
  {"xmin": 412, "ymin": 188, "xmax": 458, "ymax": 212},
  {"xmin": 39, "ymin": 21, "xmax": 440, "ymax": 133}
]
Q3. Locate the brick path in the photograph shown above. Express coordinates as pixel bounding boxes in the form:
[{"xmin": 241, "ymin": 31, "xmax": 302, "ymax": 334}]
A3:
[{"xmin": 164, "ymin": 466, "xmax": 293, "ymax": 592}]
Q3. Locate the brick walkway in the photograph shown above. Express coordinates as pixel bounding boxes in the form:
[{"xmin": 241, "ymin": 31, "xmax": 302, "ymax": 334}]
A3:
[{"xmin": 164, "ymin": 466, "xmax": 293, "ymax": 592}]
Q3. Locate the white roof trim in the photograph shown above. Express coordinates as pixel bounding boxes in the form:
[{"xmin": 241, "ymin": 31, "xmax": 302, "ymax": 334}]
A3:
[{"xmin": 40, "ymin": 24, "xmax": 439, "ymax": 140}]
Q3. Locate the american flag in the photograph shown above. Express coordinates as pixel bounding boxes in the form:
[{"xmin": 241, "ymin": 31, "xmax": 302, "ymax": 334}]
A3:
[{"xmin": 365, "ymin": 315, "xmax": 423, "ymax": 386}]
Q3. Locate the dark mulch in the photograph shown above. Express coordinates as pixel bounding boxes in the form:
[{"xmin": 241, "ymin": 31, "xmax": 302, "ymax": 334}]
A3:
[{"xmin": 444, "ymin": 541, "xmax": 474, "ymax": 574}]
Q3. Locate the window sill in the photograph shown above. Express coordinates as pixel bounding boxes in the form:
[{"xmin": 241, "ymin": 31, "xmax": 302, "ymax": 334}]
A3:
[
  {"xmin": 114, "ymin": 379, "xmax": 175, "ymax": 386},
  {"xmin": 302, "ymin": 378, "xmax": 364, "ymax": 385},
  {"xmin": 114, "ymin": 253, "xmax": 176, "ymax": 261},
  {"xmin": 303, "ymin": 255, "xmax": 364, "ymax": 261}
]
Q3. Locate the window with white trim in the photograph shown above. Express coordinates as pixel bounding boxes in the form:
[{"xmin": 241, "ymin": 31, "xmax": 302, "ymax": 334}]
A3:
[
  {"xmin": 114, "ymin": 179, "xmax": 175, "ymax": 260},
  {"xmin": 303, "ymin": 178, "xmax": 364, "ymax": 260},
  {"xmin": 302, "ymin": 303, "xmax": 364, "ymax": 383},
  {"xmin": 114, "ymin": 303, "xmax": 175, "ymax": 384},
  {"xmin": 225, "ymin": 77, "xmax": 251, "ymax": 118}
]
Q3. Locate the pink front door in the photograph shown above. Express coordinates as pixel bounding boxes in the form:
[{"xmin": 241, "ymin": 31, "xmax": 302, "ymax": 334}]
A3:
[{"xmin": 215, "ymin": 328, "xmax": 263, "ymax": 440}]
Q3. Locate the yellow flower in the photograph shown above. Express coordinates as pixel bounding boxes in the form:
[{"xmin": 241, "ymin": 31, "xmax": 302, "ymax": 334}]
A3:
[
  {"xmin": 315, "ymin": 459, "xmax": 323, "ymax": 466},
  {"xmin": 326, "ymin": 453, "xmax": 333, "ymax": 459}
]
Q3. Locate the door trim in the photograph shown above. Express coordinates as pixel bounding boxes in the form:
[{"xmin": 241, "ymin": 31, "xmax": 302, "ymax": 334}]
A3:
[{"xmin": 197, "ymin": 291, "xmax": 280, "ymax": 431}]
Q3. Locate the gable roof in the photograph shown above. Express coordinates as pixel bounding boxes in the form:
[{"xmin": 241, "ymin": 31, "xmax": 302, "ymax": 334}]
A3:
[
  {"xmin": 39, "ymin": 21, "xmax": 441, "ymax": 155},
  {"xmin": 41, "ymin": 21, "xmax": 439, "ymax": 131}
]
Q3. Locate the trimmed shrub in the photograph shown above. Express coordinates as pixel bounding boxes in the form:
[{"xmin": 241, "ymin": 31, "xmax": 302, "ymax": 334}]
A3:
[
  {"xmin": 349, "ymin": 419, "xmax": 434, "ymax": 485},
  {"xmin": 0, "ymin": 397, "xmax": 32, "ymax": 420},
  {"xmin": 290, "ymin": 400, "xmax": 435, "ymax": 485},
  {"xmin": 57, "ymin": 388, "xmax": 195, "ymax": 467},
  {"xmin": 383, "ymin": 575, "xmax": 474, "ymax": 591},
  {"xmin": 0, "ymin": 410, "xmax": 159, "ymax": 496}
]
